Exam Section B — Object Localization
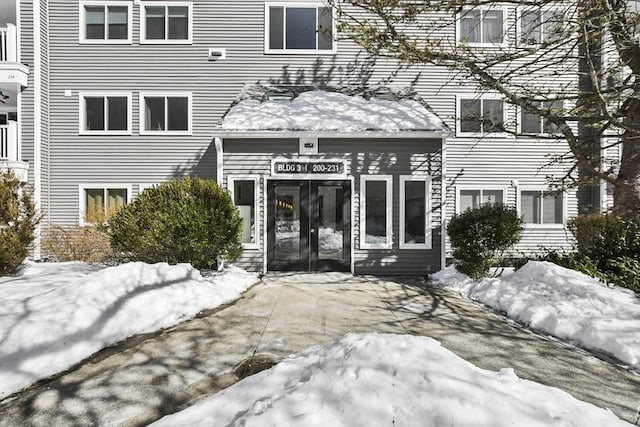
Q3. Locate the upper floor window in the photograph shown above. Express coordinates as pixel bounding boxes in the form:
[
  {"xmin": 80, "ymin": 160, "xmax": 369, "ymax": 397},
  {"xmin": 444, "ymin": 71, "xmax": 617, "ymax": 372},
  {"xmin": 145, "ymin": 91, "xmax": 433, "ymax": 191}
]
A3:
[
  {"xmin": 80, "ymin": 1, "xmax": 132, "ymax": 43},
  {"xmin": 139, "ymin": 92, "xmax": 192, "ymax": 134},
  {"xmin": 520, "ymin": 101, "xmax": 562, "ymax": 135},
  {"xmin": 79, "ymin": 92, "xmax": 132, "ymax": 135},
  {"xmin": 458, "ymin": 97, "xmax": 505, "ymax": 135},
  {"xmin": 458, "ymin": 8, "xmax": 504, "ymax": 45},
  {"xmin": 265, "ymin": 3, "xmax": 335, "ymax": 53},
  {"xmin": 519, "ymin": 189, "xmax": 564, "ymax": 225},
  {"xmin": 519, "ymin": 9, "xmax": 563, "ymax": 46},
  {"xmin": 141, "ymin": 2, "xmax": 192, "ymax": 44},
  {"xmin": 457, "ymin": 188, "xmax": 505, "ymax": 213}
]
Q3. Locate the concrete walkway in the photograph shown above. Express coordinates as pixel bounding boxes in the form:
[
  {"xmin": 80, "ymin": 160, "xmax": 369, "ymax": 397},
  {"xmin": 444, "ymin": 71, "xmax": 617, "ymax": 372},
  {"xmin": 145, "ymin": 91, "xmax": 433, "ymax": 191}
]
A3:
[{"xmin": 1, "ymin": 274, "xmax": 639, "ymax": 426}]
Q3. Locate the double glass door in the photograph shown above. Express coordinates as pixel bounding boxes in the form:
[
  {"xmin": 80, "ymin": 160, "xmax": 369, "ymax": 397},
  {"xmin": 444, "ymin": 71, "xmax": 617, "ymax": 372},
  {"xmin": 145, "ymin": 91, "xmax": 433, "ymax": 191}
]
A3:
[{"xmin": 267, "ymin": 180, "xmax": 351, "ymax": 271}]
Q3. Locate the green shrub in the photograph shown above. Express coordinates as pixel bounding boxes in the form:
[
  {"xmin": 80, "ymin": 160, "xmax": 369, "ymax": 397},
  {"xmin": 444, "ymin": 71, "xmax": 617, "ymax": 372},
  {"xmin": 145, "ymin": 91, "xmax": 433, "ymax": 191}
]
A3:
[
  {"xmin": 0, "ymin": 170, "xmax": 41, "ymax": 276},
  {"xmin": 106, "ymin": 177, "xmax": 242, "ymax": 269},
  {"xmin": 448, "ymin": 203, "xmax": 524, "ymax": 279}
]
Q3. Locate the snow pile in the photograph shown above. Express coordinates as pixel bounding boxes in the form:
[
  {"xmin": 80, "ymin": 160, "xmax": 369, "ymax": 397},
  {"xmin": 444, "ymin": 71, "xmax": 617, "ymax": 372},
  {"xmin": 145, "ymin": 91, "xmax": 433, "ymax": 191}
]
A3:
[
  {"xmin": 153, "ymin": 333, "xmax": 628, "ymax": 427},
  {"xmin": 432, "ymin": 261, "xmax": 640, "ymax": 370},
  {"xmin": 221, "ymin": 90, "xmax": 447, "ymax": 132},
  {"xmin": 0, "ymin": 262, "xmax": 258, "ymax": 398}
]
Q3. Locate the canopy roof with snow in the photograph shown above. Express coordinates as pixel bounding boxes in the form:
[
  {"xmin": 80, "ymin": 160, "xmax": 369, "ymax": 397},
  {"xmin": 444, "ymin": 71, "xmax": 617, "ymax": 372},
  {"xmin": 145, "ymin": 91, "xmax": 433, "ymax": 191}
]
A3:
[{"xmin": 219, "ymin": 85, "xmax": 449, "ymax": 133}]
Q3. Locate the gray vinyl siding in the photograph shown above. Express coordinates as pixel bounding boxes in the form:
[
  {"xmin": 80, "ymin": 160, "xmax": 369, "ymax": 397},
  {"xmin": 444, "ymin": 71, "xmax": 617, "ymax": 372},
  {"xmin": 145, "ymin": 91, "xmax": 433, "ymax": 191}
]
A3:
[{"xmin": 223, "ymin": 138, "xmax": 443, "ymax": 275}]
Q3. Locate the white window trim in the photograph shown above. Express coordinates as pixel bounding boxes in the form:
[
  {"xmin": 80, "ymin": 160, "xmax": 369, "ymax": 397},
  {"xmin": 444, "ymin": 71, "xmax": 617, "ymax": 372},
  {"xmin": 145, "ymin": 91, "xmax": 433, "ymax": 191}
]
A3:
[
  {"xmin": 516, "ymin": 7, "xmax": 564, "ymax": 48},
  {"xmin": 455, "ymin": 186, "xmax": 508, "ymax": 214},
  {"xmin": 399, "ymin": 175, "xmax": 432, "ymax": 250},
  {"xmin": 140, "ymin": 1, "xmax": 193, "ymax": 45},
  {"xmin": 79, "ymin": 1, "xmax": 133, "ymax": 44},
  {"xmin": 516, "ymin": 102, "xmax": 564, "ymax": 137},
  {"xmin": 359, "ymin": 175, "xmax": 393, "ymax": 250},
  {"xmin": 137, "ymin": 183, "xmax": 162, "ymax": 196},
  {"xmin": 456, "ymin": 94, "xmax": 509, "ymax": 137},
  {"xmin": 264, "ymin": 2, "xmax": 337, "ymax": 54},
  {"xmin": 78, "ymin": 91, "xmax": 133, "ymax": 135},
  {"xmin": 78, "ymin": 184, "xmax": 132, "ymax": 225},
  {"xmin": 456, "ymin": 7, "xmax": 508, "ymax": 48},
  {"xmin": 517, "ymin": 186, "xmax": 567, "ymax": 229},
  {"xmin": 228, "ymin": 175, "xmax": 260, "ymax": 250},
  {"xmin": 139, "ymin": 91, "xmax": 193, "ymax": 135}
]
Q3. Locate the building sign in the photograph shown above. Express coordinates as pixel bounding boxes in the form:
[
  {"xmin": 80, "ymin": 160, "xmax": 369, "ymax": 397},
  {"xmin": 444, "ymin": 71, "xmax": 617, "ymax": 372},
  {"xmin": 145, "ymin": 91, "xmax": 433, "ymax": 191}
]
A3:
[{"xmin": 272, "ymin": 160, "xmax": 346, "ymax": 175}]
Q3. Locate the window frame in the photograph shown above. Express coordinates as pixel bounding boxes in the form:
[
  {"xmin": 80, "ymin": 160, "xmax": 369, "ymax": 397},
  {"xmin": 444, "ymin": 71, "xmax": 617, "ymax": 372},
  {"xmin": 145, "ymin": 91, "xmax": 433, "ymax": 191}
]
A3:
[
  {"xmin": 517, "ymin": 101, "xmax": 563, "ymax": 136},
  {"xmin": 516, "ymin": 7, "xmax": 564, "ymax": 47},
  {"xmin": 359, "ymin": 175, "xmax": 393, "ymax": 250},
  {"xmin": 456, "ymin": 7, "xmax": 507, "ymax": 48},
  {"xmin": 139, "ymin": 91, "xmax": 193, "ymax": 135},
  {"xmin": 399, "ymin": 175, "xmax": 432, "ymax": 250},
  {"xmin": 456, "ymin": 95, "xmax": 508, "ymax": 137},
  {"xmin": 228, "ymin": 176, "xmax": 260, "ymax": 250},
  {"xmin": 78, "ymin": 91, "xmax": 132, "ymax": 135},
  {"xmin": 78, "ymin": 184, "xmax": 132, "ymax": 225},
  {"xmin": 140, "ymin": 1, "xmax": 193, "ymax": 44},
  {"xmin": 264, "ymin": 2, "xmax": 337, "ymax": 54},
  {"xmin": 517, "ymin": 187, "xmax": 567, "ymax": 228},
  {"xmin": 455, "ymin": 186, "xmax": 507, "ymax": 214},
  {"xmin": 79, "ymin": 1, "xmax": 133, "ymax": 44}
]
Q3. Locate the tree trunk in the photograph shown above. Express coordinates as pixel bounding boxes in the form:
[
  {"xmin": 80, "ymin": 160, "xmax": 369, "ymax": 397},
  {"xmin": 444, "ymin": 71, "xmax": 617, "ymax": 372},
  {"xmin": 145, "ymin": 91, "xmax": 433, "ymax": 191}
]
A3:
[{"xmin": 613, "ymin": 101, "xmax": 640, "ymax": 219}]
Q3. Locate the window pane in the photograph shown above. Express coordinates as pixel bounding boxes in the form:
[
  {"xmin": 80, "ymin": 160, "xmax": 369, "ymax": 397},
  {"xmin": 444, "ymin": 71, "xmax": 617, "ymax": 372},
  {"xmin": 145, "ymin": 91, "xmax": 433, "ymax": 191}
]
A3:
[
  {"xmin": 107, "ymin": 97, "xmax": 127, "ymax": 131},
  {"xmin": 85, "ymin": 189, "xmax": 104, "ymax": 221},
  {"xmin": 460, "ymin": 10, "xmax": 480, "ymax": 43},
  {"xmin": 404, "ymin": 181, "xmax": 426, "ymax": 244},
  {"xmin": 234, "ymin": 180, "xmax": 255, "ymax": 244},
  {"xmin": 543, "ymin": 192, "xmax": 562, "ymax": 224},
  {"xmin": 483, "ymin": 190, "xmax": 503, "ymax": 204},
  {"xmin": 107, "ymin": 188, "xmax": 127, "ymax": 209},
  {"xmin": 542, "ymin": 100, "xmax": 562, "ymax": 134},
  {"xmin": 459, "ymin": 190, "xmax": 480, "ymax": 212},
  {"xmin": 269, "ymin": 6, "xmax": 284, "ymax": 49},
  {"xmin": 145, "ymin": 97, "xmax": 165, "ymax": 131},
  {"xmin": 522, "ymin": 108, "xmax": 542, "ymax": 134},
  {"xmin": 543, "ymin": 11, "xmax": 563, "ymax": 43},
  {"xmin": 460, "ymin": 99, "xmax": 481, "ymax": 133},
  {"xmin": 168, "ymin": 6, "xmax": 188, "ymax": 40},
  {"xmin": 521, "ymin": 191, "xmax": 541, "ymax": 223},
  {"xmin": 483, "ymin": 99, "xmax": 503, "ymax": 132},
  {"xmin": 86, "ymin": 6, "xmax": 105, "ymax": 39},
  {"xmin": 365, "ymin": 180, "xmax": 387, "ymax": 244},
  {"xmin": 318, "ymin": 7, "xmax": 333, "ymax": 50},
  {"xmin": 286, "ymin": 7, "xmax": 316, "ymax": 49},
  {"xmin": 146, "ymin": 6, "xmax": 165, "ymax": 40},
  {"xmin": 521, "ymin": 10, "xmax": 541, "ymax": 44},
  {"xmin": 483, "ymin": 10, "xmax": 503, "ymax": 43},
  {"xmin": 108, "ymin": 6, "xmax": 128, "ymax": 40},
  {"xmin": 85, "ymin": 97, "xmax": 105, "ymax": 131},
  {"xmin": 167, "ymin": 97, "xmax": 189, "ymax": 131}
]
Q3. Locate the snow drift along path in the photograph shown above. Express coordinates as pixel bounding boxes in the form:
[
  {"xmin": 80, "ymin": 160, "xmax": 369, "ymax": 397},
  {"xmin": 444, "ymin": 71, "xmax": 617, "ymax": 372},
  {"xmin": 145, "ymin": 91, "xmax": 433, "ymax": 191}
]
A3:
[
  {"xmin": 152, "ymin": 333, "xmax": 629, "ymax": 427},
  {"xmin": 0, "ymin": 262, "xmax": 258, "ymax": 399},
  {"xmin": 432, "ymin": 261, "xmax": 640, "ymax": 370}
]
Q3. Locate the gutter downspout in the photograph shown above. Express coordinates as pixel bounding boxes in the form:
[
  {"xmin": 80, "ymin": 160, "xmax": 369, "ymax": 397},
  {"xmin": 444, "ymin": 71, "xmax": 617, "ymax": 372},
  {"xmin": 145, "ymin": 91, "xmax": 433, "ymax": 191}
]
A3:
[{"xmin": 214, "ymin": 137, "xmax": 223, "ymax": 185}]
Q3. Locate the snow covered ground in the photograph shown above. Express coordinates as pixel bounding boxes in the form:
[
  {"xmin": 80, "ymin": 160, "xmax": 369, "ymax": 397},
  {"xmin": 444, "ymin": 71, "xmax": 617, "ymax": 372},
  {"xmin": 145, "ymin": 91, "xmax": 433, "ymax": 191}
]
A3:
[
  {"xmin": 432, "ymin": 261, "xmax": 640, "ymax": 371},
  {"xmin": 0, "ymin": 261, "xmax": 258, "ymax": 398},
  {"xmin": 152, "ymin": 333, "xmax": 629, "ymax": 427}
]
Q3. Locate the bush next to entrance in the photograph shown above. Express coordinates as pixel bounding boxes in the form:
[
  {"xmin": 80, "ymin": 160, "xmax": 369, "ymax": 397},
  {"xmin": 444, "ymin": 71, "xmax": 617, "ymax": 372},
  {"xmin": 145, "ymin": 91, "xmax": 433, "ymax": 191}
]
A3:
[
  {"xmin": 106, "ymin": 177, "xmax": 242, "ymax": 269},
  {"xmin": 448, "ymin": 203, "xmax": 524, "ymax": 279},
  {"xmin": 0, "ymin": 170, "xmax": 41, "ymax": 276}
]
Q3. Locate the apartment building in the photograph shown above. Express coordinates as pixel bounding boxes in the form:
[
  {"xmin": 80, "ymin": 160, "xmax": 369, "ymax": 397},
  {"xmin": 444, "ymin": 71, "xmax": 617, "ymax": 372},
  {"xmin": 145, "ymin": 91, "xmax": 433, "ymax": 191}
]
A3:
[{"xmin": 3, "ymin": 1, "xmax": 607, "ymax": 274}]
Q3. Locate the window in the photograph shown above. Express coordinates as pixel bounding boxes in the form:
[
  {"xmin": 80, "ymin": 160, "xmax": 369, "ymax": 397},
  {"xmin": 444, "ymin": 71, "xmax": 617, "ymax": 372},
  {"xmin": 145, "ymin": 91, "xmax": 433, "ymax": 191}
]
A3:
[
  {"xmin": 141, "ymin": 2, "xmax": 192, "ymax": 43},
  {"xmin": 457, "ymin": 188, "xmax": 505, "ymax": 213},
  {"xmin": 458, "ymin": 8, "xmax": 504, "ymax": 45},
  {"xmin": 400, "ymin": 176, "xmax": 431, "ymax": 249},
  {"xmin": 80, "ymin": 1, "xmax": 131, "ymax": 43},
  {"xmin": 140, "ymin": 92, "xmax": 191, "ymax": 134},
  {"xmin": 458, "ymin": 97, "xmax": 505, "ymax": 134},
  {"xmin": 519, "ymin": 189, "xmax": 564, "ymax": 225},
  {"xmin": 228, "ymin": 176, "xmax": 260, "ymax": 249},
  {"xmin": 519, "ymin": 9, "xmax": 563, "ymax": 45},
  {"xmin": 79, "ymin": 92, "xmax": 131, "ymax": 135},
  {"xmin": 79, "ymin": 185, "xmax": 131, "ymax": 224},
  {"xmin": 265, "ymin": 3, "xmax": 335, "ymax": 53},
  {"xmin": 360, "ymin": 175, "xmax": 392, "ymax": 249},
  {"xmin": 520, "ymin": 101, "xmax": 562, "ymax": 135}
]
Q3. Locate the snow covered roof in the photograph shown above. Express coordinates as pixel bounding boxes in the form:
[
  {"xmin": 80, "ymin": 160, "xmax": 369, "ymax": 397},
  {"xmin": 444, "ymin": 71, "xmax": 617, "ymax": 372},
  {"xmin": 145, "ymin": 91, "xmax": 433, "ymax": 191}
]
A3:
[{"xmin": 219, "ymin": 85, "xmax": 449, "ymax": 133}]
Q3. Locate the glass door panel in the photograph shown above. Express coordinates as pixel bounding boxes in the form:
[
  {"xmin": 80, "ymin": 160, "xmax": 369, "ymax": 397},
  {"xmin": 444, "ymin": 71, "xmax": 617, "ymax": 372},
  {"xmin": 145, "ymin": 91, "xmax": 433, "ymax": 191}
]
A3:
[
  {"xmin": 274, "ymin": 185, "xmax": 302, "ymax": 261},
  {"xmin": 316, "ymin": 185, "xmax": 344, "ymax": 261}
]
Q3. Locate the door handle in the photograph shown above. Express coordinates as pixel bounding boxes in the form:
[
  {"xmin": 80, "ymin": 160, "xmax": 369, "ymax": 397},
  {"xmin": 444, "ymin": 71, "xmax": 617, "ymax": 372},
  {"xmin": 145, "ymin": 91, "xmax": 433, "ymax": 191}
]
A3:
[{"xmin": 310, "ymin": 228, "xmax": 316, "ymax": 234}]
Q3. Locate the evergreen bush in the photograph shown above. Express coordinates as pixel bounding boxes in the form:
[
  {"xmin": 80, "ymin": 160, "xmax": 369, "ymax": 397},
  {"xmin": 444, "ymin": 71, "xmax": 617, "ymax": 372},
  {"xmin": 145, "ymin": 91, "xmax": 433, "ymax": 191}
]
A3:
[
  {"xmin": 107, "ymin": 177, "xmax": 242, "ymax": 269},
  {"xmin": 0, "ymin": 170, "xmax": 40, "ymax": 276},
  {"xmin": 448, "ymin": 203, "xmax": 524, "ymax": 279}
]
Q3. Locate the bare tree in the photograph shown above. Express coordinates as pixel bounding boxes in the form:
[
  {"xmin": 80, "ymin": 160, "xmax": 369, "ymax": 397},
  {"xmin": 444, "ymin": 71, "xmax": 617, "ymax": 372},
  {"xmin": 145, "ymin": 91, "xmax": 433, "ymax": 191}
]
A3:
[{"xmin": 332, "ymin": 0, "xmax": 640, "ymax": 219}]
